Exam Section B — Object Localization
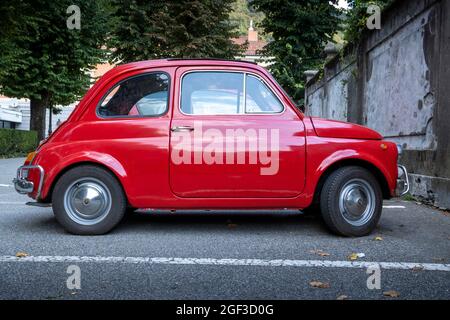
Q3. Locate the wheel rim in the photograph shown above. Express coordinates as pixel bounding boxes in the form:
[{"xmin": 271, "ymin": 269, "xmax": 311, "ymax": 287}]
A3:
[
  {"xmin": 63, "ymin": 178, "xmax": 112, "ymax": 225},
  {"xmin": 338, "ymin": 178, "xmax": 376, "ymax": 227}
]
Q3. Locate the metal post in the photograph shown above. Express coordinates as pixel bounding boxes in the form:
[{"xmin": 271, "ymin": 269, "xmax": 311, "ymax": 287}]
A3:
[{"xmin": 48, "ymin": 105, "xmax": 52, "ymax": 136}]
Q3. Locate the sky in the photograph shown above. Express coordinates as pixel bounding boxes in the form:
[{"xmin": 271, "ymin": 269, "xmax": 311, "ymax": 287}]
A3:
[{"xmin": 337, "ymin": 0, "xmax": 350, "ymax": 9}]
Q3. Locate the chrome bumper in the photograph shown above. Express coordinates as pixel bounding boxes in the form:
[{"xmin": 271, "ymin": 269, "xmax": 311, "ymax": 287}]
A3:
[
  {"xmin": 13, "ymin": 165, "xmax": 44, "ymax": 198},
  {"xmin": 396, "ymin": 164, "xmax": 410, "ymax": 196}
]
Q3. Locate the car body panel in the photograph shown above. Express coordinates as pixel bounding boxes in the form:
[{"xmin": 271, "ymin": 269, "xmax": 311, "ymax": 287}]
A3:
[
  {"xmin": 19, "ymin": 59, "xmax": 398, "ymax": 209},
  {"xmin": 310, "ymin": 117, "xmax": 383, "ymax": 140}
]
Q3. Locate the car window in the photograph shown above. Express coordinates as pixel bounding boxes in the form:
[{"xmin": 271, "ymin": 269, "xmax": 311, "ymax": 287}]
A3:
[
  {"xmin": 98, "ymin": 72, "xmax": 169, "ymax": 117},
  {"xmin": 181, "ymin": 72, "xmax": 244, "ymax": 115},
  {"xmin": 245, "ymin": 74, "xmax": 283, "ymax": 113}
]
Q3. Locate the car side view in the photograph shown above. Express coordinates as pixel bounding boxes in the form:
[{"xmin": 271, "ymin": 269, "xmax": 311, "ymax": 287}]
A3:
[{"xmin": 13, "ymin": 59, "xmax": 409, "ymax": 236}]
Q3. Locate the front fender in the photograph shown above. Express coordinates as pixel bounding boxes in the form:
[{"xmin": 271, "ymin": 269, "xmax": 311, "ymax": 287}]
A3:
[
  {"xmin": 305, "ymin": 137, "xmax": 398, "ymax": 201},
  {"xmin": 320, "ymin": 150, "xmax": 397, "ymax": 191}
]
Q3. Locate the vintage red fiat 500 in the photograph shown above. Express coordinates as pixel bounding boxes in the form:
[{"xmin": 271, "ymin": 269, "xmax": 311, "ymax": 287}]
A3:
[{"xmin": 14, "ymin": 59, "xmax": 409, "ymax": 236}]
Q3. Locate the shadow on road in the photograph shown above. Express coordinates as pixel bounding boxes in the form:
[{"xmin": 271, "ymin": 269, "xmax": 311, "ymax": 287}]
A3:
[
  {"xmin": 5, "ymin": 206, "xmax": 335, "ymax": 237},
  {"xmin": 115, "ymin": 210, "xmax": 329, "ymax": 235}
]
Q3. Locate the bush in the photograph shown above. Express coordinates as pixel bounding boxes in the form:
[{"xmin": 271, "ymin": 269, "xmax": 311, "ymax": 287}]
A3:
[{"xmin": 0, "ymin": 129, "xmax": 38, "ymax": 157}]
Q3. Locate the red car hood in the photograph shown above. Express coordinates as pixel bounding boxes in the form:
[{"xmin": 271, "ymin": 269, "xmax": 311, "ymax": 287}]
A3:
[{"xmin": 310, "ymin": 117, "xmax": 382, "ymax": 140}]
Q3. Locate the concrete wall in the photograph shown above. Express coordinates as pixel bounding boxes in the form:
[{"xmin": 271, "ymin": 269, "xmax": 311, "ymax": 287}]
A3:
[{"xmin": 305, "ymin": 0, "xmax": 450, "ymax": 209}]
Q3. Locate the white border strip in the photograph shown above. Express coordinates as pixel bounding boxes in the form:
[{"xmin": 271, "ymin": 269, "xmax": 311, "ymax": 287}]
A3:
[{"xmin": 0, "ymin": 255, "xmax": 449, "ymax": 271}]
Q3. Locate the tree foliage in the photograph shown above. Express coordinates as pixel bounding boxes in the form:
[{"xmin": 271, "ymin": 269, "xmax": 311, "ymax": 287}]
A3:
[
  {"xmin": 250, "ymin": 0, "xmax": 341, "ymax": 103},
  {"xmin": 109, "ymin": 0, "xmax": 244, "ymax": 63},
  {"xmin": 0, "ymin": 0, "xmax": 109, "ymax": 140}
]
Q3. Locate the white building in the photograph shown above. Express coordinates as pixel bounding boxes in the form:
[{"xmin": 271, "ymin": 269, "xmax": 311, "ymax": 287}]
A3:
[{"xmin": 0, "ymin": 98, "xmax": 76, "ymax": 137}]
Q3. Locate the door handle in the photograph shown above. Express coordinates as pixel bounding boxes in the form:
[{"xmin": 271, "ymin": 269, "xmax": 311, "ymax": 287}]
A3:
[{"xmin": 171, "ymin": 126, "xmax": 194, "ymax": 132}]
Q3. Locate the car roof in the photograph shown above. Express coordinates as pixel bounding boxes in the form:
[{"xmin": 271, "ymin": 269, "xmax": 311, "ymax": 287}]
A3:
[
  {"xmin": 108, "ymin": 58, "xmax": 265, "ymax": 75},
  {"xmin": 69, "ymin": 59, "xmax": 273, "ymax": 121}
]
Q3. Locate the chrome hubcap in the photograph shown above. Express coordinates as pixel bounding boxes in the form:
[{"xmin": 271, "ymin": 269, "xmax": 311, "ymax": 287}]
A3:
[
  {"xmin": 339, "ymin": 179, "xmax": 375, "ymax": 226},
  {"xmin": 64, "ymin": 178, "xmax": 111, "ymax": 225}
]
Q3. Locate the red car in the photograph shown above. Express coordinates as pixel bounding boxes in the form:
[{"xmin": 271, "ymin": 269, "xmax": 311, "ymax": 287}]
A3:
[{"xmin": 13, "ymin": 59, "xmax": 409, "ymax": 236}]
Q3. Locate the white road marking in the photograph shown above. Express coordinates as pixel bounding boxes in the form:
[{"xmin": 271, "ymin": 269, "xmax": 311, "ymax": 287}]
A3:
[
  {"xmin": 383, "ymin": 205, "xmax": 406, "ymax": 209},
  {"xmin": 0, "ymin": 184, "xmax": 11, "ymax": 187},
  {"xmin": 0, "ymin": 255, "xmax": 449, "ymax": 271}
]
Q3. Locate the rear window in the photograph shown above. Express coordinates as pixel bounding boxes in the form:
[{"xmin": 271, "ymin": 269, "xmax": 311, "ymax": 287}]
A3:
[{"xmin": 97, "ymin": 72, "xmax": 169, "ymax": 117}]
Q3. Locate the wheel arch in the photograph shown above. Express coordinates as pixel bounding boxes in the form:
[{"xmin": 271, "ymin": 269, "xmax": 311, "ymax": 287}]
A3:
[
  {"xmin": 43, "ymin": 161, "xmax": 129, "ymax": 205},
  {"xmin": 311, "ymin": 158, "xmax": 391, "ymax": 207}
]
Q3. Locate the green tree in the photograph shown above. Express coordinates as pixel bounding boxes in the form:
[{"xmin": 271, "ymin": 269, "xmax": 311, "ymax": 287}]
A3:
[
  {"xmin": 0, "ymin": 1, "xmax": 109, "ymax": 141},
  {"xmin": 109, "ymin": 0, "xmax": 244, "ymax": 63},
  {"xmin": 250, "ymin": 0, "xmax": 341, "ymax": 103}
]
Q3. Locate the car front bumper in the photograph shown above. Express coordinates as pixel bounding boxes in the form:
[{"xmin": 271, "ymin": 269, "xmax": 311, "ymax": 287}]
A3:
[
  {"xmin": 396, "ymin": 164, "xmax": 410, "ymax": 196},
  {"xmin": 13, "ymin": 165, "xmax": 44, "ymax": 198}
]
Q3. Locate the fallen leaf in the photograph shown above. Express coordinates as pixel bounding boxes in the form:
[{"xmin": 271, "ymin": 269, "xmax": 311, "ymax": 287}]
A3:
[
  {"xmin": 374, "ymin": 236, "xmax": 383, "ymax": 241},
  {"xmin": 227, "ymin": 224, "xmax": 238, "ymax": 228},
  {"xmin": 383, "ymin": 290, "xmax": 400, "ymax": 298},
  {"xmin": 15, "ymin": 252, "xmax": 28, "ymax": 258},
  {"xmin": 309, "ymin": 249, "xmax": 330, "ymax": 257},
  {"xmin": 336, "ymin": 295, "xmax": 348, "ymax": 300},
  {"xmin": 348, "ymin": 253, "xmax": 358, "ymax": 261},
  {"xmin": 432, "ymin": 257, "xmax": 445, "ymax": 262},
  {"xmin": 309, "ymin": 281, "xmax": 330, "ymax": 289},
  {"xmin": 348, "ymin": 253, "xmax": 365, "ymax": 261}
]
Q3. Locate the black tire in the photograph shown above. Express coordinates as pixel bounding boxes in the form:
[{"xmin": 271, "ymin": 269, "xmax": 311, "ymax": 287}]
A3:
[
  {"xmin": 52, "ymin": 165, "xmax": 127, "ymax": 235},
  {"xmin": 319, "ymin": 166, "xmax": 382, "ymax": 237}
]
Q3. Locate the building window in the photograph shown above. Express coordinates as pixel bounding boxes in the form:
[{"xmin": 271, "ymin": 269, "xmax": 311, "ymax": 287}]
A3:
[{"xmin": 0, "ymin": 120, "xmax": 16, "ymax": 129}]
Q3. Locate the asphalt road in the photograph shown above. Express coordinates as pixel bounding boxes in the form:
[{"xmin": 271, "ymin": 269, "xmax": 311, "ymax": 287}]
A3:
[{"xmin": 0, "ymin": 157, "xmax": 449, "ymax": 300}]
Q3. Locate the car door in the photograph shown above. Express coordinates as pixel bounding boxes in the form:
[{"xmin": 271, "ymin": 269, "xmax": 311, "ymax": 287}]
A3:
[{"xmin": 169, "ymin": 67, "xmax": 306, "ymax": 198}]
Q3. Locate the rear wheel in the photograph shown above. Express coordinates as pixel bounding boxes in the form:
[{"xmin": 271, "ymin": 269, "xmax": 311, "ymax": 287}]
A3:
[
  {"xmin": 52, "ymin": 165, "xmax": 126, "ymax": 235},
  {"xmin": 319, "ymin": 166, "xmax": 382, "ymax": 237}
]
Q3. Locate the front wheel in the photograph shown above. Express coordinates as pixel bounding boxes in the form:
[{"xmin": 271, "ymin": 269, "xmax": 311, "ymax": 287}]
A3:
[
  {"xmin": 52, "ymin": 165, "xmax": 126, "ymax": 235},
  {"xmin": 320, "ymin": 166, "xmax": 382, "ymax": 237}
]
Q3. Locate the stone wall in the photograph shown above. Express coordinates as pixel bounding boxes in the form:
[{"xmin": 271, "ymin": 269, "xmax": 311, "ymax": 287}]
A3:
[{"xmin": 304, "ymin": 0, "xmax": 450, "ymax": 209}]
